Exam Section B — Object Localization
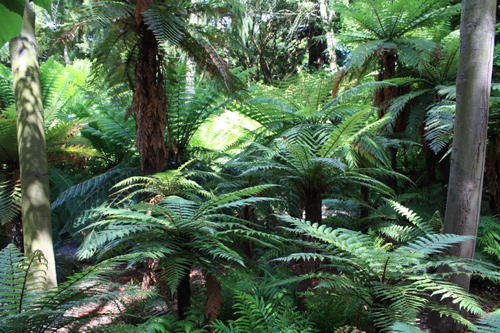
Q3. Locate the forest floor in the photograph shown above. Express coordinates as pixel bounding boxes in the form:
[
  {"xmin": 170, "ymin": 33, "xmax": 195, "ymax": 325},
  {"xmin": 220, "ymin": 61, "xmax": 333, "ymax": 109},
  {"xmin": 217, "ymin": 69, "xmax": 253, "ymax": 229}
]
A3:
[{"xmin": 56, "ymin": 250, "xmax": 500, "ymax": 332}]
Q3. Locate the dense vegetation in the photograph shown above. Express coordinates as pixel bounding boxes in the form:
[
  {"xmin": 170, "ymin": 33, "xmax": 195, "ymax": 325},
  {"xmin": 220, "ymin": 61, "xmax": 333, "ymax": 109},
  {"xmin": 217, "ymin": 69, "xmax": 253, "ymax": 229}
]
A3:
[{"xmin": 1, "ymin": 0, "xmax": 500, "ymax": 332}]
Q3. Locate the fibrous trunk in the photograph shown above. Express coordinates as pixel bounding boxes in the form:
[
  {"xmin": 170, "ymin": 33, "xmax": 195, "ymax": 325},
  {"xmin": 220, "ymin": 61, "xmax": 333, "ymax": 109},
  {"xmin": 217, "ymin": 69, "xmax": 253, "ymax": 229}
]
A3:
[
  {"xmin": 204, "ymin": 272, "xmax": 222, "ymax": 332},
  {"xmin": 373, "ymin": 50, "xmax": 402, "ymax": 192},
  {"xmin": 131, "ymin": 23, "xmax": 168, "ymax": 175},
  {"xmin": 297, "ymin": 185, "xmax": 322, "ymax": 310}
]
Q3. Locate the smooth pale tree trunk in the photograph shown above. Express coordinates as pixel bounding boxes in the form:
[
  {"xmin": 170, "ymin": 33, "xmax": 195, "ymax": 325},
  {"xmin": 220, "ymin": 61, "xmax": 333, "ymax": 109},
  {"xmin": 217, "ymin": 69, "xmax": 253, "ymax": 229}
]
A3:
[
  {"xmin": 319, "ymin": 0, "xmax": 337, "ymax": 73},
  {"xmin": 186, "ymin": 0, "xmax": 199, "ymax": 95},
  {"xmin": 9, "ymin": 2, "xmax": 57, "ymax": 289},
  {"xmin": 443, "ymin": 0, "xmax": 495, "ymax": 291},
  {"xmin": 429, "ymin": 0, "xmax": 495, "ymax": 331}
]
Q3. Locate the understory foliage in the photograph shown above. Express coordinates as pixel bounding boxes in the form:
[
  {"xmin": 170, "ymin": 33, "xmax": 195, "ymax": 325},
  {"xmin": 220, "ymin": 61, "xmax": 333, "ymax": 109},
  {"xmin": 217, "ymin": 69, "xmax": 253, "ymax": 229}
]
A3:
[
  {"xmin": 3, "ymin": 0, "xmax": 500, "ymax": 331},
  {"xmin": 0, "ymin": 244, "xmax": 137, "ymax": 332},
  {"xmin": 212, "ymin": 266, "xmax": 317, "ymax": 333},
  {"xmin": 276, "ymin": 216, "xmax": 500, "ymax": 331},
  {"xmin": 78, "ymin": 166, "xmax": 282, "ymax": 322},
  {"xmin": 212, "ymin": 289, "xmax": 317, "ymax": 333}
]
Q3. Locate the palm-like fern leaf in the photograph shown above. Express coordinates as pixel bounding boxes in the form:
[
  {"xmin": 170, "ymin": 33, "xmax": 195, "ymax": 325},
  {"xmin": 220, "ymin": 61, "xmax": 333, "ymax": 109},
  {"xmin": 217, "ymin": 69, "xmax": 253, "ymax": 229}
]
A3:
[{"xmin": 276, "ymin": 215, "xmax": 496, "ymax": 330}]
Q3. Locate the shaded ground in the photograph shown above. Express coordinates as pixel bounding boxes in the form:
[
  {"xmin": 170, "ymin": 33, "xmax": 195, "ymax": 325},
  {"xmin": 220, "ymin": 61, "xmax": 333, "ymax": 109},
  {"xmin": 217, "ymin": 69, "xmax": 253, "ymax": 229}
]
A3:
[{"xmin": 56, "ymin": 251, "xmax": 500, "ymax": 332}]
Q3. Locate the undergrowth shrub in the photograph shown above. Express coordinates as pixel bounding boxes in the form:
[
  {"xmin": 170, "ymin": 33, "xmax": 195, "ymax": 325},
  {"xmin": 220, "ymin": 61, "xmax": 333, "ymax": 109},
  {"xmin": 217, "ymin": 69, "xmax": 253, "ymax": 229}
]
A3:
[
  {"xmin": 305, "ymin": 289, "xmax": 370, "ymax": 332},
  {"xmin": 276, "ymin": 216, "xmax": 500, "ymax": 331},
  {"xmin": 213, "ymin": 265, "xmax": 317, "ymax": 333},
  {"xmin": 0, "ymin": 243, "xmax": 138, "ymax": 332}
]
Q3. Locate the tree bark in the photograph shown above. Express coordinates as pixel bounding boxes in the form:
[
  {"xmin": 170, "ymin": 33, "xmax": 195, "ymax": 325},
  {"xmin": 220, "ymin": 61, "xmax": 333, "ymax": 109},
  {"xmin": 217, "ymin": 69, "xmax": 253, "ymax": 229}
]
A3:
[
  {"xmin": 319, "ymin": 0, "xmax": 338, "ymax": 73},
  {"xmin": 9, "ymin": 1, "xmax": 57, "ymax": 289},
  {"xmin": 131, "ymin": 23, "xmax": 168, "ymax": 175},
  {"xmin": 429, "ymin": 0, "xmax": 495, "ymax": 331},
  {"xmin": 443, "ymin": 0, "xmax": 495, "ymax": 290},
  {"xmin": 177, "ymin": 267, "xmax": 191, "ymax": 320}
]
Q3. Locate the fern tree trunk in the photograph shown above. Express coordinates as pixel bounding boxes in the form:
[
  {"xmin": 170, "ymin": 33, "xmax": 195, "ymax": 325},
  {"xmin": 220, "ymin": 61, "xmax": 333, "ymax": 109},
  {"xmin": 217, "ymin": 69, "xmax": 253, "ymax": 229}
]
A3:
[
  {"xmin": 132, "ymin": 22, "xmax": 167, "ymax": 176},
  {"xmin": 9, "ymin": 1, "xmax": 57, "ymax": 289},
  {"xmin": 429, "ymin": 0, "xmax": 496, "ymax": 331},
  {"xmin": 132, "ymin": 1, "xmax": 169, "ymax": 294},
  {"xmin": 204, "ymin": 272, "xmax": 222, "ymax": 331},
  {"xmin": 374, "ymin": 50, "xmax": 399, "ymax": 191},
  {"xmin": 177, "ymin": 266, "xmax": 191, "ymax": 320},
  {"xmin": 297, "ymin": 185, "xmax": 323, "ymax": 310}
]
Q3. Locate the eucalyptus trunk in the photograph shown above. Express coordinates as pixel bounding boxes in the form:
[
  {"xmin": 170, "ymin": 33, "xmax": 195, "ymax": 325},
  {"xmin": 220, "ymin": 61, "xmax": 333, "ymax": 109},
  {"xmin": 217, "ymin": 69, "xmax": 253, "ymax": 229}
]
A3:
[
  {"xmin": 319, "ymin": 0, "xmax": 338, "ymax": 73},
  {"xmin": 430, "ymin": 0, "xmax": 495, "ymax": 331},
  {"xmin": 442, "ymin": 0, "xmax": 495, "ymax": 291},
  {"xmin": 9, "ymin": 2, "xmax": 57, "ymax": 289}
]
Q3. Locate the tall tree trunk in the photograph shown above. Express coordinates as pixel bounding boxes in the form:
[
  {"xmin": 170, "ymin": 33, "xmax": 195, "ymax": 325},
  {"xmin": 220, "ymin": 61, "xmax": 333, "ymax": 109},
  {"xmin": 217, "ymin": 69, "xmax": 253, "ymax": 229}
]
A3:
[
  {"xmin": 9, "ymin": 1, "xmax": 57, "ymax": 289},
  {"xmin": 443, "ymin": 0, "xmax": 495, "ymax": 291},
  {"xmin": 185, "ymin": 0, "xmax": 199, "ymax": 96},
  {"xmin": 429, "ymin": 0, "xmax": 495, "ymax": 331},
  {"xmin": 319, "ymin": 0, "xmax": 338, "ymax": 73}
]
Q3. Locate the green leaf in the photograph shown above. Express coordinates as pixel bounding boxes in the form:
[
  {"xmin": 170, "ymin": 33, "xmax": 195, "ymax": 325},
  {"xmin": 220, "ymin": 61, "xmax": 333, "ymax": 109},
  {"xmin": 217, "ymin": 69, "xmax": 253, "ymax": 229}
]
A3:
[
  {"xmin": 0, "ymin": 3, "xmax": 23, "ymax": 47},
  {"xmin": 389, "ymin": 322, "xmax": 426, "ymax": 333},
  {"xmin": 0, "ymin": 0, "xmax": 25, "ymax": 16},
  {"xmin": 33, "ymin": 0, "xmax": 52, "ymax": 14}
]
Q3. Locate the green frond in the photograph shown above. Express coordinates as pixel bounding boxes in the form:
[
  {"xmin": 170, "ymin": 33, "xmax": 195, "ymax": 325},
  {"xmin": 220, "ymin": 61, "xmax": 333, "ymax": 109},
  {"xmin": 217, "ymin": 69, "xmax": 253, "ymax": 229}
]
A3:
[
  {"xmin": 389, "ymin": 322, "xmax": 426, "ymax": 333},
  {"xmin": 474, "ymin": 309, "xmax": 500, "ymax": 333},
  {"xmin": 0, "ymin": 179, "xmax": 21, "ymax": 225},
  {"xmin": 319, "ymin": 108, "xmax": 373, "ymax": 158},
  {"xmin": 52, "ymin": 165, "xmax": 140, "ymax": 234},
  {"xmin": 344, "ymin": 39, "xmax": 385, "ymax": 70},
  {"xmin": 1, "ymin": 245, "xmax": 139, "ymax": 331},
  {"xmin": 213, "ymin": 288, "xmax": 317, "ymax": 333},
  {"xmin": 383, "ymin": 199, "xmax": 433, "ymax": 235},
  {"xmin": 411, "ymin": 277, "xmax": 483, "ymax": 315},
  {"xmin": 385, "ymin": 89, "xmax": 430, "ymax": 131},
  {"xmin": 397, "ymin": 233, "xmax": 473, "ymax": 256},
  {"xmin": 424, "ymin": 103, "xmax": 455, "ymax": 154},
  {"xmin": 0, "ymin": 244, "xmax": 46, "ymax": 310},
  {"xmin": 0, "ymin": 63, "xmax": 14, "ymax": 107}
]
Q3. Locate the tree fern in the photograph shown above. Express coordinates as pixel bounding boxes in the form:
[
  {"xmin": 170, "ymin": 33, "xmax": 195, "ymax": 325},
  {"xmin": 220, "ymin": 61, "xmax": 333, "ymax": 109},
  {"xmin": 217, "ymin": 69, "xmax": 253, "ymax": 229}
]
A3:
[
  {"xmin": 78, "ymin": 166, "xmax": 282, "ymax": 321},
  {"xmin": 275, "ymin": 216, "xmax": 500, "ymax": 331}
]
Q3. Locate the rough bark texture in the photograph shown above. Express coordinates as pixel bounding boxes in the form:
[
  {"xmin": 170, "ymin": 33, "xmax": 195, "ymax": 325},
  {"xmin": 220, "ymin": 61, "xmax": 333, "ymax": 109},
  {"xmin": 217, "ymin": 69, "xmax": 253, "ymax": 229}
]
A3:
[
  {"xmin": 204, "ymin": 272, "xmax": 222, "ymax": 332},
  {"xmin": 429, "ymin": 0, "xmax": 496, "ymax": 331},
  {"xmin": 131, "ymin": 24, "xmax": 168, "ymax": 175},
  {"xmin": 373, "ymin": 51, "xmax": 399, "ymax": 191},
  {"xmin": 9, "ymin": 2, "xmax": 57, "ymax": 289}
]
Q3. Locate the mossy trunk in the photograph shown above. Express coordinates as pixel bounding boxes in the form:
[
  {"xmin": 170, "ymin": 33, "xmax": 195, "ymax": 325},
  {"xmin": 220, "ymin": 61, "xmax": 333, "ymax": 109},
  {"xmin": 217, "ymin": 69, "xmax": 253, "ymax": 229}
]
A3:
[{"xmin": 9, "ymin": 2, "xmax": 57, "ymax": 289}]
